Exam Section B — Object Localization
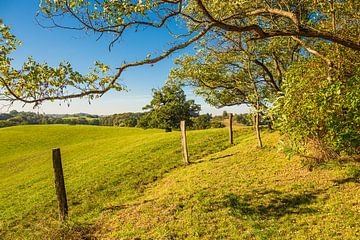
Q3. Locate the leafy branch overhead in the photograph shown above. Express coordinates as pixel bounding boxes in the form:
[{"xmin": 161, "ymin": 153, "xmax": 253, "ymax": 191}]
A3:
[
  {"xmin": 1, "ymin": 1, "xmax": 359, "ymax": 105},
  {"xmin": 0, "ymin": 20, "xmax": 121, "ymax": 106},
  {"xmin": 41, "ymin": 0, "xmax": 360, "ymax": 50}
]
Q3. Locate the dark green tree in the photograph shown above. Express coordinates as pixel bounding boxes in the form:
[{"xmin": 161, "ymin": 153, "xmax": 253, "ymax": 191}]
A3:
[
  {"xmin": 192, "ymin": 114, "xmax": 212, "ymax": 130},
  {"xmin": 138, "ymin": 83, "xmax": 200, "ymax": 131}
]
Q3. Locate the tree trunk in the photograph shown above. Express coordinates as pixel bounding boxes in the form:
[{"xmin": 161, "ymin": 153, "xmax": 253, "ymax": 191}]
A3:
[{"xmin": 248, "ymin": 60, "xmax": 263, "ymax": 148}]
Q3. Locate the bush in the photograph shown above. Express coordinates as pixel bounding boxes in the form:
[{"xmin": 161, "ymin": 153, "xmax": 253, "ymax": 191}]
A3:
[
  {"xmin": 275, "ymin": 48, "xmax": 360, "ymax": 161},
  {"xmin": 191, "ymin": 114, "xmax": 211, "ymax": 130},
  {"xmin": 211, "ymin": 120, "xmax": 225, "ymax": 128}
]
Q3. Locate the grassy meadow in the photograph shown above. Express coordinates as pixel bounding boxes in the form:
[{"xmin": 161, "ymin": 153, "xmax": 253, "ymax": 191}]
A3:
[
  {"xmin": 1, "ymin": 125, "xmax": 359, "ymax": 239},
  {"xmin": 0, "ymin": 125, "xmax": 239, "ymax": 239}
]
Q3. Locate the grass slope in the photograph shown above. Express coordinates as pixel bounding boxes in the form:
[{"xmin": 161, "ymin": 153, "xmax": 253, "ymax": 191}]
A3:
[
  {"xmin": 1, "ymin": 125, "xmax": 359, "ymax": 239},
  {"xmin": 0, "ymin": 125, "xmax": 241, "ymax": 239},
  {"xmin": 94, "ymin": 132, "xmax": 360, "ymax": 239}
]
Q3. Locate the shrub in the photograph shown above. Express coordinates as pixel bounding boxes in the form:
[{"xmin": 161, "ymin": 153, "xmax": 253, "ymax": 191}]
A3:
[{"xmin": 275, "ymin": 49, "xmax": 360, "ymax": 161}]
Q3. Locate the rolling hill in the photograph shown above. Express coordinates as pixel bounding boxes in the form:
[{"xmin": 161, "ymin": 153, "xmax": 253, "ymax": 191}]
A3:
[{"xmin": 1, "ymin": 125, "xmax": 359, "ymax": 239}]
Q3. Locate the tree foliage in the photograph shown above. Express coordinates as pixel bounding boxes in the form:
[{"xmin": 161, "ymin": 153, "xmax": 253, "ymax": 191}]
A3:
[
  {"xmin": 100, "ymin": 112, "xmax": 144, "ymax": 127},
  {"xmin": 168, "ymin": 2, "xmax": 359, "ymax": 153},
  {"xmin": 0, "ymin": 110, "xmax": 100, "ymax": 128},
  {"xmin": 274, "ymin": 46, "xmax": 360, "ymax": 159},
  {"xmin": 0, "ymin": 19, "xmax": 120, "ymax": 106},
  {"xmin": 41, "ymin": 0, "xmax": 360, "ymax": 50},
  {"xmin": 0, "ymin": 1, "xmax": 358, "ymax": 106},
  {"xmin": 191, "ymin": 113, "xmax": 212, "ymax": 130},
  {"xmin": 138, "ymin": 83, "xmax": 200, "ymax": 131}
]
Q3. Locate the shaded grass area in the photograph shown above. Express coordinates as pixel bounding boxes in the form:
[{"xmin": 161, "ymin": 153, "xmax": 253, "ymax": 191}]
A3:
[
  {"xmin": 94, "ymin": 132, "xmax": 360, "ymax": 240},
  {"xmin": 0, "ymin": 125, "xmax": 245, "ymax": 239}
]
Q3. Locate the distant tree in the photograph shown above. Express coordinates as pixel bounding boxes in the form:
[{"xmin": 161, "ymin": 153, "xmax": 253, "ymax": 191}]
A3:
[
  {"xmin": 192, "ymin": 114, "xmax": 212, "ymax": 130},
  {"xmin": 77, "ymin": 117, "xmax": 88, "ymax": 125},
  {"xmin": 89, "ymin": 118, "xmax": 100, "ymax": 126},
  {"xmin": 0, "ymin": 113, "xmax": 11, "ymax": 120},
  {"xmin": 222, "ymin": 111, "xmax": 228, "ymax": 119},
  {"xmin": 210, "ymin": 119, "xmax": 225, "ymax": 129},
  {"xmin": 0, "ymin": 110, "xmax": 101, "ymax": 128},
  {"xmin": 234, "ymin": 113, "xmax": 252, "ymax": 126},
  {"xmin": 9, "ymin": 110, "xmax": 18, "ymax": 116},
  {"xmin": 138, "ymin": 83, "xmax": 200, "ymax": 131},
  {"xmin": 99, "ymin": 112, "xmax": 143, "ymax": 127},
  {"xmin": 53, "ymin": 118, "xmax": 64, "ymax": 124}
]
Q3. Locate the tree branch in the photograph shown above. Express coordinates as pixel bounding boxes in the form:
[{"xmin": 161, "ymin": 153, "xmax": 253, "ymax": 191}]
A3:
[{"xmin": 2, "ymin": 24, "xmax": 213, "ymax": 105}]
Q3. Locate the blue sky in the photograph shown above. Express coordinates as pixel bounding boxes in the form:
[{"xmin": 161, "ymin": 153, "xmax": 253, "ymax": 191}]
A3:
[{"xmin": 0, "ymin": 0, "xmax": 249, "ymax": 115}]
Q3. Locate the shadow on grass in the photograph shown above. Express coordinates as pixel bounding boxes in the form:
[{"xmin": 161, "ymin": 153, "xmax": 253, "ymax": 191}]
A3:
[
  {"xmin": 224, "ymin": 189, "xmax": 319, "ymax": 219},
  {"xmin": 333, "ymin": 177, "xmax": 359, "ymax": 185},
  {"xmin": 332, "ymin": 167, "xmax": 360, "ymax": 185},
  {"xmin": 192, "ymin": 153, "xmax": 236, "ymax": 164},
  {"xmin": 338, "ymin": 155, "xmax": 360, "ymax": 163},
  {"xmin": 222, "ymin": 189, "xmax": 322, "ymax": 239}
]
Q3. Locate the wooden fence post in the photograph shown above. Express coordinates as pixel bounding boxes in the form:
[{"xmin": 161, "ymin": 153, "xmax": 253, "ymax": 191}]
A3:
[
  {"xmin": 52, "ymin": 148, "xmax": 68, "ymax": 222},
  {"xmin": 180, "ymin": 120, "xmax": 189, "ymax": 164},
  {"xmin": 229, "ymin": 113, "xmax": 233, "ymax": 145}
]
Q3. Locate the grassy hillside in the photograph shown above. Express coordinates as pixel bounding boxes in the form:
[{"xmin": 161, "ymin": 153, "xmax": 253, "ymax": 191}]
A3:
[
  {"xmin": 0, "ymin": 125, "xmax": 241, "ymax": 239},
  {"xmin": 94, "ymin": 133, "xmax": 360, "ymax": 240},
  {"xmin": 1, "ymin": 125, "xmax": 359, "ymax": 239}
]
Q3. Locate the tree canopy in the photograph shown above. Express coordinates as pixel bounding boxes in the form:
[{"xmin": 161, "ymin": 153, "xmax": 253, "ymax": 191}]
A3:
[
  {"xmin": 1, "ymin": 0, "xmax": 359, "ymax": 106},
  {"xmin": 137, "ymin": 83, "xmax": 200, "ymax": 131}
]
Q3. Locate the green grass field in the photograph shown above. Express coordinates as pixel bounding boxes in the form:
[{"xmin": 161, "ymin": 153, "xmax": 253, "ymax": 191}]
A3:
[{"xmin": 1, "ymin": 125, "xmax": 359, "ymax": 239}]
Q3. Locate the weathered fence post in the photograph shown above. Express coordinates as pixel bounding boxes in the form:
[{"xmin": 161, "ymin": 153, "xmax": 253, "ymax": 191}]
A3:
[
  {"xmin": 180, "ymin": 120, "xmax": 189, "ymax": 164},
  {"xmin": 229, "ymin": 113, "xmax": 233, "ymax": 145},
  {"xmin": 52, "ymin": 148, "xmax": 68, "ymax": 222}
]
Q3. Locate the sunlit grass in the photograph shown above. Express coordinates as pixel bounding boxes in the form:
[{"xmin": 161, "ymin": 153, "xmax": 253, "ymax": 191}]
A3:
[
  {"xmin": 0, "ymin": 125, "xmax": 241, "ymax": 239},
  {"xmin": 94, "ymin": 131, "xmax": 360, "ymax": 240},
  {"xmin": 1, "ymin": 125, "xmax": 359, "ymax": 239}
]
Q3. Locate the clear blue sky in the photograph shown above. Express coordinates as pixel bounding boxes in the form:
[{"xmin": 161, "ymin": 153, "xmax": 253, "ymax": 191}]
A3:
[{"xmin": 0, "ymin": 0, "xmax": 249, "ymax": 115}]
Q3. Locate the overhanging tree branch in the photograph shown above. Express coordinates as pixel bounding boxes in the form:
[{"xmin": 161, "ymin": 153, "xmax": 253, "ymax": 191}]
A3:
[{"xmin": 1, "ymin": 23, "xmax": 213, "ymax": 105}]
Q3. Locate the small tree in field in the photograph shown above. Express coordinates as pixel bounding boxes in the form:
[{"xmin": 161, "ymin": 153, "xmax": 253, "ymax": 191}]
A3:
[
  {"xmin": 137, "ymin": 83, "xmax": 200, "ymax": 131},
  {"xmin": 192, "ymin": 114, "xmax": 212, "ymax": 130}
]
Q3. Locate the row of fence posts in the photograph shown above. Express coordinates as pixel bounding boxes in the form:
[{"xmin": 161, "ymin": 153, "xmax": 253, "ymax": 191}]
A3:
[{"xmin": 51, "ymin": 113, "xmax": 234, "ymax": 222}]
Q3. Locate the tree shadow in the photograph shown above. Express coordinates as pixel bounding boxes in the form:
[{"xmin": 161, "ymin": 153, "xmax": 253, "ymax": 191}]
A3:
[
  {"xmin": 224, "ymin": 189, "xmax": 319, "ymax": 219},
  {"xmin": 193, "ymin": 153, "xmax": 236, "ymax": 164},
  {"xmin": 332, "ymin": 177, "xmax": 359, "ymax": 185},
  {"xmin": 338, "ymin": 155, "xmax": 360, "ymax": 163},
  {"xmin": 332, "ymin": 167, "xmax": 360, "ymax": 185}
]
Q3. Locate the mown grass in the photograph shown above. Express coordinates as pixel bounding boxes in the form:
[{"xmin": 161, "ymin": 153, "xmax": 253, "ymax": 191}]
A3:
[
  {"xmin": 0, "ymin": 125, "xmax": 243, "ymax": 239},
  {"xmin": 1, "ymin": 125, "xmax": 359, "ymax": 239}
]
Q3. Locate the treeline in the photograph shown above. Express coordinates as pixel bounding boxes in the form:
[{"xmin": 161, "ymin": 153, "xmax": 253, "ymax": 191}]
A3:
[
  {"xmin": 100, "ymin": 112, "xmax": 144, "ymax": 127},
  {"xmin": 0, "ymin": 111, "xmax": 100, "ymax": 128},
  {"xmin": 99, "ymin": 112, "xmax": 228, "ymax": 130},
  {"xmin": 0, "ymin": 110, "xmax": 255, "ymax": 130}
]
